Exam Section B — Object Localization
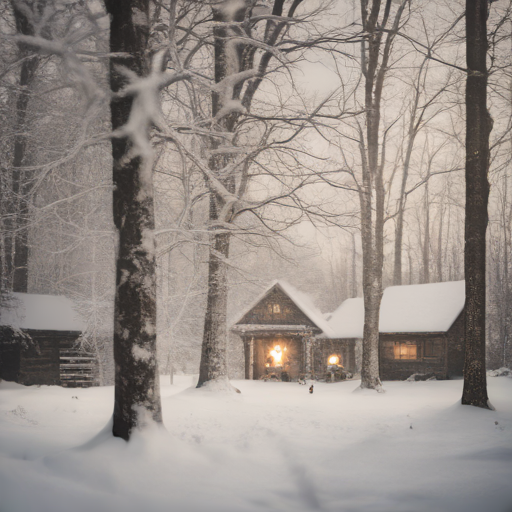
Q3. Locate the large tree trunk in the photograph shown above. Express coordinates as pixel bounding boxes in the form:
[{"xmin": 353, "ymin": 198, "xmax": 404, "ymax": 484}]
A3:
[
  {"xmin": 358, "ymin": 0, "xmax": 391, "ymax": 390},
  {"xmin": 197, "ymin": 228, "xmax": 231, "ymax": 386},
  {"xmin": 196, "ymin": 2, "xmax": 247, "ymax": 389},
  {"xmin": 4, "ymin": 1, "xmax": 42, "ymax": 292},
  {"xmin": 196, "ymin": 0, "xmax": 306, "ymax": 388},
  {"xmin": 461, "ymin": 0, "xmax": 491, "ymax": 409},
  {"xmin": 105, "ymin": 0, "xmax": 163, "ymax": 439}
]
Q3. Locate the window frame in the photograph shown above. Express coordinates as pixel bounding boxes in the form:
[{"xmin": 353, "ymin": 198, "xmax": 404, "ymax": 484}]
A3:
[
  {"xmin": 423, "ymin": 339, "xmax": 438, "ymax": 359},
  {"xmin": 392, "ymin": 341, "xmax": 418, "ymax": 360}
]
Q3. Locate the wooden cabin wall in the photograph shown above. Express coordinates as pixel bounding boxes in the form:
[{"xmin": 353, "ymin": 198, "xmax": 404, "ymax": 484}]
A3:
[
  {"xmin": 0, "ymin": 328, "xmax": 22, "ymax": 382},
  {"xmin": 446, "ymin": 313, "xmax": 465, "ymax": 377},
  {"xmin": 0, "ymin": 328, "xmax": 96, "ymax": 386},
  {"xmin": 379, "ymin": 334, "xmax": 448, "ymax": 380},
  {"xmin": 253, "ymin": 336, "xmax": 304, "ymax": 380},
  {"xmin": 243, "ymin": 337, "xmax": 251, "ymax": 379},
  {"xmin": 241, "ymin": 335, "xmax": 306, "ymax": 380},
  {"xmin": 59, "ymin": 336, "xmax": 98, "ymax": 387},
  {"xmin": 18, "ymin": 330, "xmax": 62, "ymax": 385},
  {"xmin": 312, "ymin": 339, "xmax": 356, "ymax": 378},
  {"xmin": 254, "ymin": 338, "xmax": 266, "ymax": 380}
]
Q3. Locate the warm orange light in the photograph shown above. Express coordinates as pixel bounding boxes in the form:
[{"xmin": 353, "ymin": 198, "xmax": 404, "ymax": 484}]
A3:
[
  {"xmin": 270, "ymin": 345, "xmax": 283, "ymax": 365},
  {"xmin": 328, "ymin": 355, "xmax": 339, "ymax": 365}
]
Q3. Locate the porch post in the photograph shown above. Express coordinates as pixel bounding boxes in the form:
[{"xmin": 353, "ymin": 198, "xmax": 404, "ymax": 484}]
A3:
[
  {"xmin": 249, "ymin": 336, "xmax": 254, "ymax": 380},
  {"xmin": 304, "ymin": 332, "xmax": 313, "ymax": 379}
]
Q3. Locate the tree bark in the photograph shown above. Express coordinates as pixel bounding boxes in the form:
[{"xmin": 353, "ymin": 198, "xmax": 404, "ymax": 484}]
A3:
[
  {"xmin": 461, "ymin": 0, "xmax": 491, "ymax": 409},
  {"xmin": 105, "ymin": 0, "xmax": 163, "ymax": 439},
  {"xmin": 436, "ymin": 202, "xmax": 444, "ymax": 282},
  {"xmin": 421, "ymin": 180, "xmax": 430, "ymax": 284},
  {"xmin": 5, "ymin": 1, "xmax": 43, "ymax": 293},
  {"xmin": 351, "ymin": 232, "xmax": 358, "ymax": 297},
  {"xmin": 197, "ymin": 1, "xmax": 248, "ymax": 389},
  {"xmin": 393, "ymin": 117, "xmax": 415, "ymax": 286},
  {"xmin": 358, "ymin": 0, "xmax": 407, "ymax": 390}
]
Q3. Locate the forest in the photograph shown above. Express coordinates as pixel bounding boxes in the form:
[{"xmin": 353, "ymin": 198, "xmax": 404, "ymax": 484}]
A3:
[{"xmin": 0, "ymin": 1, "xmax": 512, "ymax": 510}]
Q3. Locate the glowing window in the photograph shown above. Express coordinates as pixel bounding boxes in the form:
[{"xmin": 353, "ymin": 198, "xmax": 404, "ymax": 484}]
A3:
[
  {"xmin": 269, "ymin": 345, "xmax": 283, "ymax": 365},
  {"xmin": 328, "ymin": 355, "xmax": 340, "ymax": 365},
  {"xmin": 268, "ymin": 303, "xmax": 280, "ymax": 314},
  {"xmin": 393, "ymin": 342, "xmax": 417, "ymax": 360}
]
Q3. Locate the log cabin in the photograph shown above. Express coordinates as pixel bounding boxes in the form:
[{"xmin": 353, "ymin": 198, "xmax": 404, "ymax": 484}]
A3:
[
  {"xmin": 327, "ymin": 280, "xmax": 466, "ymax": 380},
  {"xmin": 0, "ymin": 293, "xmax": 97, "ymax": 387},
  {"xmin": 231, "ymin": 280, "xmax": 465, "ymax": 382},
  {"xmin": 231, "ymin": 281, "xmax": 357, "ymax": 382}
]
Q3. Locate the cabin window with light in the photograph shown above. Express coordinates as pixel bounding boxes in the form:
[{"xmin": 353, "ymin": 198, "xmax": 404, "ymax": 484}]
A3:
[
  {"xmin": 328, "ymin": 355, "xmax": 340, "ymax": 365},
  {"xmin": 393, "ymin": 342, "xmax": 417, "ymax": 360},
  {"xmin": 267, "ymin": 344, "xmax": 287, "ymax": 367},
  {"xmin": 267, "ymin": 303, "xmax": 281, "ymax": 314}
]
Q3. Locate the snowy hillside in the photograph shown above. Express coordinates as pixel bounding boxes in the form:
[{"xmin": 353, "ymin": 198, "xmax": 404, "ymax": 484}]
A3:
[{"xmin": 1, "ymin": 376, "xmax": 511, "ymax": 512}]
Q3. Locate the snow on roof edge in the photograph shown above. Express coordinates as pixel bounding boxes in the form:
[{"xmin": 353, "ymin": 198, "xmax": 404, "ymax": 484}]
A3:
[
  {"xmin": 276, "ymin": 280, "xmax": 336, "ymax": 337},
  {"xmin": 325, "ymin": 280, "xmax": 465, "ymax": 338},
  {"xmin": 229, "ymin": 280, "xmax": 281, "ymax": 328},
  {"xmin": 0, "ymin": 292, "xmax": 86, "ymax": 332}
]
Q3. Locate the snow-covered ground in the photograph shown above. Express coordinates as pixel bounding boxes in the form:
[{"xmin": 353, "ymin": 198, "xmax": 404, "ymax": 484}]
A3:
[{"xmin": 1, "ymin": 375, "xmax": 511, "ymax": 512}]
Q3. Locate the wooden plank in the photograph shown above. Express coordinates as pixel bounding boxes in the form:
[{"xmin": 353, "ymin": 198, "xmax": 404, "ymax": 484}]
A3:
[
  {"xmin": 60, "ymin": 356, "xmax": 96, "ymax": 361},
  {"xmin": 60, "ymin": 364, "xmax": 94, "ymax": 369}
]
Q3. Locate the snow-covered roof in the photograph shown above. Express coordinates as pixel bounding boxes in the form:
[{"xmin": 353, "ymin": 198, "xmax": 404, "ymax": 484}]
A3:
[
  {"xmin": 231, "ymin": 280, "xmax": 336, "ymax": 337},
  {"xmin": 327, "ymin": 280, "xmax": 465, "ymax": 338},
  {"xmin": 0, "ymin": 292, "xmax": 85, "ymax": 332},
  {"xmin": 326, "ymin": 298, "xmax": 365, "ymax": 339},
  {"xmin": 277, "ymin": 281, "xmax": 336, "ymax": 337}
]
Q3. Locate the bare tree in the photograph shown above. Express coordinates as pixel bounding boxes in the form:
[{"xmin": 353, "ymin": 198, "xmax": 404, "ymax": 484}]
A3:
[
  {"xmin": 2, "ymin": 1, "xmax": 45, "ymax": 293},
  {"xmin": 355, "ymin": 0, "xmax": 411, "ymax": 390},
  {"xmin": 391, "ymin": 57, "xmax": 454, "ymax": 286},
  {"xmin": 195, "ymin": 0, "xmax": 340, "ymax": 388}
]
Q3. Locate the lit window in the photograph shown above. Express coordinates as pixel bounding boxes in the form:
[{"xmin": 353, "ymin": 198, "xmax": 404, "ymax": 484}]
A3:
[
  {"xmin": 328, "ymin": 355, "xmax": 340, "ymax": 365},
  {"xmin": 393, "ymin": 342, "xmax": 417, "ymax": 360},
  {"xmin": 273, "ymin": 304, "xmax": 280, "ymax": 313},
  {"xmin": 269, "ymin": 345, "xmax": 283, "ymax": 366}
]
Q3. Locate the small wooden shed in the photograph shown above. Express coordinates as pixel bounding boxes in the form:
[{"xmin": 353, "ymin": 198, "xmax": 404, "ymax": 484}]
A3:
[
  {"xmin": 327, "ymin": 281, "xmax": 466, "ymax": 380},
  {"xmin": 231, "ymin": 281, "xmax": 357, "ymax": 381},
  {"xmin": 0, "ymin": 293, "xmax": 96, "ymax": 387}
]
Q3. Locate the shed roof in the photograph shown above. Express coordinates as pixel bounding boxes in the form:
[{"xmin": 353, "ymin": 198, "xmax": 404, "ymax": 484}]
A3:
[
  {"xmin": 327, "ymin": 280, "xmax": 465, "ymax": 338},
  {"xmin": 0, "ymin": 292, "xmax": 85, "ymax": 332}
]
